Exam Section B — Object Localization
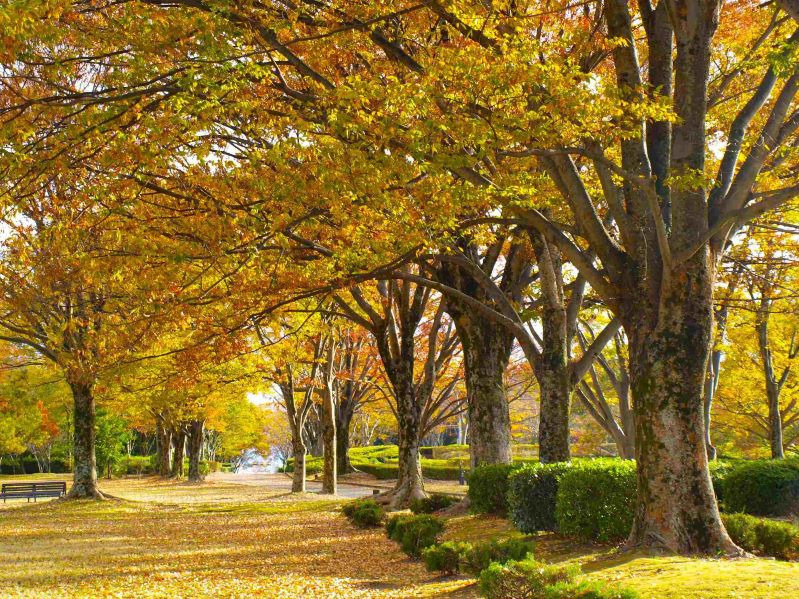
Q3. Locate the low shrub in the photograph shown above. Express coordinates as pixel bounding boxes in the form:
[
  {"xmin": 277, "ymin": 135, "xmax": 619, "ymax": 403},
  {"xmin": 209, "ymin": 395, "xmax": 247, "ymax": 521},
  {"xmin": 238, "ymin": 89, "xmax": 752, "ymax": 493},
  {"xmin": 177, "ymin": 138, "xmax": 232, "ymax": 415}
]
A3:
[
  {"xmin": 479, "ymin": 559, "xmax": 579, "ymax": 599},
  {"xmin": 508, "ymin": 462, "xmax": 574, "ymax": 533},
  {"xmin": 386, "ymin": 514, "xmax": 445, "ymax": 557},
  {"xmin": 722, "ymin": 460, "xmax": 799, "ymax": 517},
  {"xmin": 461, "ymin": 537, "xmax": 536, "ymax": 576},
  {"xmin": 468, "ymin": 464, "xmax": 518, "ymax": 515},
  {"xmin": 410, "ymin": 493, "xmax": 459, "ymax": 514},
  {"xmin": 555, "ymin": 459, "xmax": 636, "ymax": 542},
  {"xmin": 114, "ymin": 455, "xmax": 155, "ymax": 476},
  {"xmin": 422, "ymin": 541, "xmax": 472, "ymax": 574},
  {"xmin": 479, "ymin": 558, "xmax": 637, "ymax": 599},
  {"xmin": 342, "ymin": 499, "xmax": 385, "ymax": 528},
  {"xmin": 722, "ymin": 513, "xmax": 799, "ymax": 560}
]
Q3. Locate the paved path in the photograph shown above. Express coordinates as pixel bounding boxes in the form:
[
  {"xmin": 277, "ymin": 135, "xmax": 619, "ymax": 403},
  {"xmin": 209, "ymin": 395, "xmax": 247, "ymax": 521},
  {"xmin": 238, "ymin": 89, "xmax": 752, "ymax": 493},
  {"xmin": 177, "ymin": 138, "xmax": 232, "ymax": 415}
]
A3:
[{"xmin": 209, "ymin": 472, "xmax": 381, "ymax": 499}]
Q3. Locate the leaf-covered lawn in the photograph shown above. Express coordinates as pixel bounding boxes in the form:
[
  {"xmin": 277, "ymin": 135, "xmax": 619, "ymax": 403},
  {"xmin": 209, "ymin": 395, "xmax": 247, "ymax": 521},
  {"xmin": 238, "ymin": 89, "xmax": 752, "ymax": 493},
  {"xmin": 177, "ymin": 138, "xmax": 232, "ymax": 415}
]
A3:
[{"xmin": 0, "ymin": 476, "xmax": 475, "ymax": 598}]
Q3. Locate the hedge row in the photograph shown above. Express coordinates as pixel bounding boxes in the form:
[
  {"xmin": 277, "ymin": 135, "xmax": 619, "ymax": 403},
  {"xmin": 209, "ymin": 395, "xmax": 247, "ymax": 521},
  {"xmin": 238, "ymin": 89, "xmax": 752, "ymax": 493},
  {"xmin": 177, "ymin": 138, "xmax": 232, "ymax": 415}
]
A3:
[
  {"xmin": 471, "ymin": 457, "xmax": 799, "ymax": 523},
  {"xmin": 0, "ymin": 458, "xmax": 71, "ymax": 475}
]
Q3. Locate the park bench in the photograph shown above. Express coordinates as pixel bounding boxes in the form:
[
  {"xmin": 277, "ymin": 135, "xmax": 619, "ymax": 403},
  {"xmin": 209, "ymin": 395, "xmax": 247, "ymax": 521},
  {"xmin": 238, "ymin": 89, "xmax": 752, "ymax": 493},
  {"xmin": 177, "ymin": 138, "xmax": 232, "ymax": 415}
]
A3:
[{"xmin": 0, "ymin": 481, "xmax": 66, "ymax": 502}]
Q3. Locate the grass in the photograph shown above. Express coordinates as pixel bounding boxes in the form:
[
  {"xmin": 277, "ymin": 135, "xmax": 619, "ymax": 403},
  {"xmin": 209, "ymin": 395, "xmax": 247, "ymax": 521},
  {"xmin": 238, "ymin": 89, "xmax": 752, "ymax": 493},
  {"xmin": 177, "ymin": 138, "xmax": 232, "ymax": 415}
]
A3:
[{"xmin": 443, "ymin": 514, "xmax": 799, "ymax": 598}]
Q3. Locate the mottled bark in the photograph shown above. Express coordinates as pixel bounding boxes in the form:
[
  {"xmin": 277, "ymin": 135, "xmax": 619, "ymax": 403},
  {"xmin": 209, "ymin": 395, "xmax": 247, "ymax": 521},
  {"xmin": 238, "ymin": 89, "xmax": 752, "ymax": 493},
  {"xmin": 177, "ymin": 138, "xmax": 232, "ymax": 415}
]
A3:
[
  {"xmin": 390, "ymin": 376, "xmax": 426, "ymax": 508},
  {"xmin": 453, "ymin": 312, "xmax": 513, "ymax": 467},
  {"xmin": 170, "ymin": 428, "xmax": 186, "ymax": 478},
  {"xmin": 155, "ymin": 416, "xmax": 172, "ymax": 477},
  {"xmin": 67, "ymin": 379, "xmax": 102, "ymax": 499},
  {"xmin": 530, "ymin": 229, "xmax": 571, "ymax": 463},
  {"xmin": 187, "ymin": 419, "xmax": 204, "ymax": 483},
  {"xmin": 625, "ymin": 258, "xmax": 738, "ymax": 554},
  {"xmin": 436, "ymin": 242, "xmax": 526, "ymax": 467},
  {"xmin": 534, "ymin": 345, "xmax": 571, "ymax": 463}
]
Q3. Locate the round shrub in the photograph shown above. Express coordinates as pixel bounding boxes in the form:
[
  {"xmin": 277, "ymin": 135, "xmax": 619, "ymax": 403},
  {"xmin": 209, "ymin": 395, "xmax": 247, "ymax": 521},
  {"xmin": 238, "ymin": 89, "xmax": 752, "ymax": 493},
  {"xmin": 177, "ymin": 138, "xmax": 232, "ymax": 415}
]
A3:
[
  {"xmin": 461, "ymin": 537, "xmax": 536, "ymax": 576},
  {"xmin": 508, "ymin": 462, "xmax": 574, "ymax": 533},
  {"xmin": 410, "ymin": 493, "xmax": 459, "ymax": 514},
  {"xmin": 555, "ymin": 459, "xmax": 636, "ymax": 542},
  {"xmin": 479, "ymin": 558, "xmax": 578, "ymax": 599},
  {"xmin": 421, "ymin": 541, "xmax": 472, "ymax": 574},
  {"xmin": 479, "ymin": 557, "xmax": 637, "ymax": 599},
  {"xmin": 342, "ymin": 499, "xmax": 385, "ymax": 528},
  {"xmin": 722, "ymin": 460, "xmax": 799, "ymax": 516},
  {"xmin": 468, "ymin": 463, "xmax": 518, "ymax": 515},
  {"xmin": 386, "ymin": 514, "xmax": 445, "ymax": 557}
]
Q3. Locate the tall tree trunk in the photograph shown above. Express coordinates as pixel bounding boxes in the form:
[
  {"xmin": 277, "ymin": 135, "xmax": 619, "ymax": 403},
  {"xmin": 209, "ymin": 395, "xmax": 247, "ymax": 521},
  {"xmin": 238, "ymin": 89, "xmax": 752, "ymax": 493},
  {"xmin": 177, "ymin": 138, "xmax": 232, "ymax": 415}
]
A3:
[
  {"xmin": 452, "ymin": 312, "xmax": 513, "ymax": 468},
  {"xmin": 534, "ymin": 303, "xmax": 571, "ymax": 463},
  {"xmin": 291, "ymin": 437, "xmax": 307, "ymax": 492},
  {"xmin": 625, "ymin": 261, "xmax": 739, "ymax": 554},
  {"xmin": 321, "ymin": 387, "xmax": 337, "ymax": 494},
  {"xmin": 391, "ymin": 379, "xmax": 425, "ymax": 508},
  {"xmin": 768, "ymin": 386, "xmax": 785, "ymax": 459},
  {"xmin": 170, "ymin": 428, "xmax": 186, "ymax": 479},
  {"xmin": 757, "ymin": 302, "xmax": 786, "ymax": 459},
  {"xmin": 530, "ymin": 228, "xmax": 572, "ymax": 463},
  {"xmin": 336, "ymin": 403, "xmax": 355, "ymax": 475},
  {"xmin": 187, "ymin": 420, "xmax": 205, "ymax": 483},
  {"xmin": 155, "ymin": 416, "xmax": 172, "ymax": 477},
  {"xmin": 67, "ymin": 379, "xmax": 102, "ymax": 499}
]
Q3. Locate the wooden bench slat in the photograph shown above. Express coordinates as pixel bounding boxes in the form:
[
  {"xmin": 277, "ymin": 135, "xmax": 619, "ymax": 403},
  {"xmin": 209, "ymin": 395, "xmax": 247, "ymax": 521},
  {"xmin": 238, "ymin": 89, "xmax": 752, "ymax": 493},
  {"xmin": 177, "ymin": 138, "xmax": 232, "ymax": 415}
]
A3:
[{"xmin": 0, "ymin": 481, "xmax": 66, "ymax": 502}]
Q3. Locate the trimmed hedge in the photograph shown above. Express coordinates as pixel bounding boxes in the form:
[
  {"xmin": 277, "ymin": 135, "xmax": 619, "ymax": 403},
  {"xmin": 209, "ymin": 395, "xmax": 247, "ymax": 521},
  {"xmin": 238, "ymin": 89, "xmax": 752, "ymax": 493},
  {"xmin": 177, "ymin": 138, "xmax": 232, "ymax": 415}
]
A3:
[
  {"xmin": 709, "ymin": 460, "xmax": 736, "ymax": 506},
  {"xmin": 722, "ymin": 459, "xmax": 799, "ymax": 517},
  {"xmin": 0, "ymin": 457, "xmax": 71, "ymax": 475},
  {"xmin": 508, "ymin": 462, "xmax": 575, "ymax": 533},
  {"xmin": 468, "ymin": 464, "xmax": 518, "ymax": 515},
  {"xmin": 386, "ymin": 514, "xmax": 445, "ymax": 557},
  {"xmin": 722, "ymin": 513, "xmax": 799, "ymax": 560},
  {"xmin": 555, "ymin": 459, "xmax": 636, "ymax": 542}
]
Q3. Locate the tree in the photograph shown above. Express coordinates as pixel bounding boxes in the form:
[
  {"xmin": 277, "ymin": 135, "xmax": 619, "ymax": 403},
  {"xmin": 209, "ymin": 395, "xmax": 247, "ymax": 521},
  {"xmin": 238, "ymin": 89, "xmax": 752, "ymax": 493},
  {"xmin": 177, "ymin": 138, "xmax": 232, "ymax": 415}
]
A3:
[{"xmin": 334, "ymin": 276, "xmax": 463, "ymax": 507}]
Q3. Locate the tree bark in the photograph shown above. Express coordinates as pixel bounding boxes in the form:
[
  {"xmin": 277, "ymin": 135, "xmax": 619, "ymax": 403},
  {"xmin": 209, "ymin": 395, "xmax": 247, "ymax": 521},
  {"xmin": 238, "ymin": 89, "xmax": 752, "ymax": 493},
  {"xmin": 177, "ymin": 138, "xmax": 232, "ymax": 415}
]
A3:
[
  {"xmin": 625, "ymin": 260, "xmax": 739, "ymax": 554},
  {"xmin": 335, "ymin": 403, "xmax": 355, "ymax": 475},
  {"xmin": 291, "ymin": 439, "xmax": 307, "ymax": 492},
  {"xmin": 321, "ymin": 387, "xmax": 337, "ymax": 494},
  {"xmin": 528, "ymin": 227, "xmax": 573, "ymax": 463},
  {"xmin": 67, "ymin": 379, "xmax": 103, "ymax": 499},
  {"xmin": 155, "ymin": 415, "xmax": 172, "ymax": 477},
  {"xmin": 757, "ymin": 300, "xmax": 786, "ymax": 459},
  {"xmin": 170, "ymin": 428, "xmax": 186, "ymax": 479},
  {"xmin": 451, "ymin": 311, "xmax": 513, "ymax": 468},
  {"xmin": 390, "ymin": 377, "xmax": 426, "ymax": 508},
  {"xmin": 187, "ymin": 419, "xmax": 205, "ymax": 483}
]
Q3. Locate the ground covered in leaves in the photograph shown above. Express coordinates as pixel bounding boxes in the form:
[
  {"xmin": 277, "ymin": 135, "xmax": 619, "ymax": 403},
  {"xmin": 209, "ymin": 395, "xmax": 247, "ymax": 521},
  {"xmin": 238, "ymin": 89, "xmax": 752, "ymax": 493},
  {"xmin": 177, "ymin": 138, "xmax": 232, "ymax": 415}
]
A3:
[
  {"xmin": 2, "ymin": 476, "xmax": 798, "ymax": 598},
  {"xmin": 0, "ymin": 475, "xmax": 475, "ymax": 598}
]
